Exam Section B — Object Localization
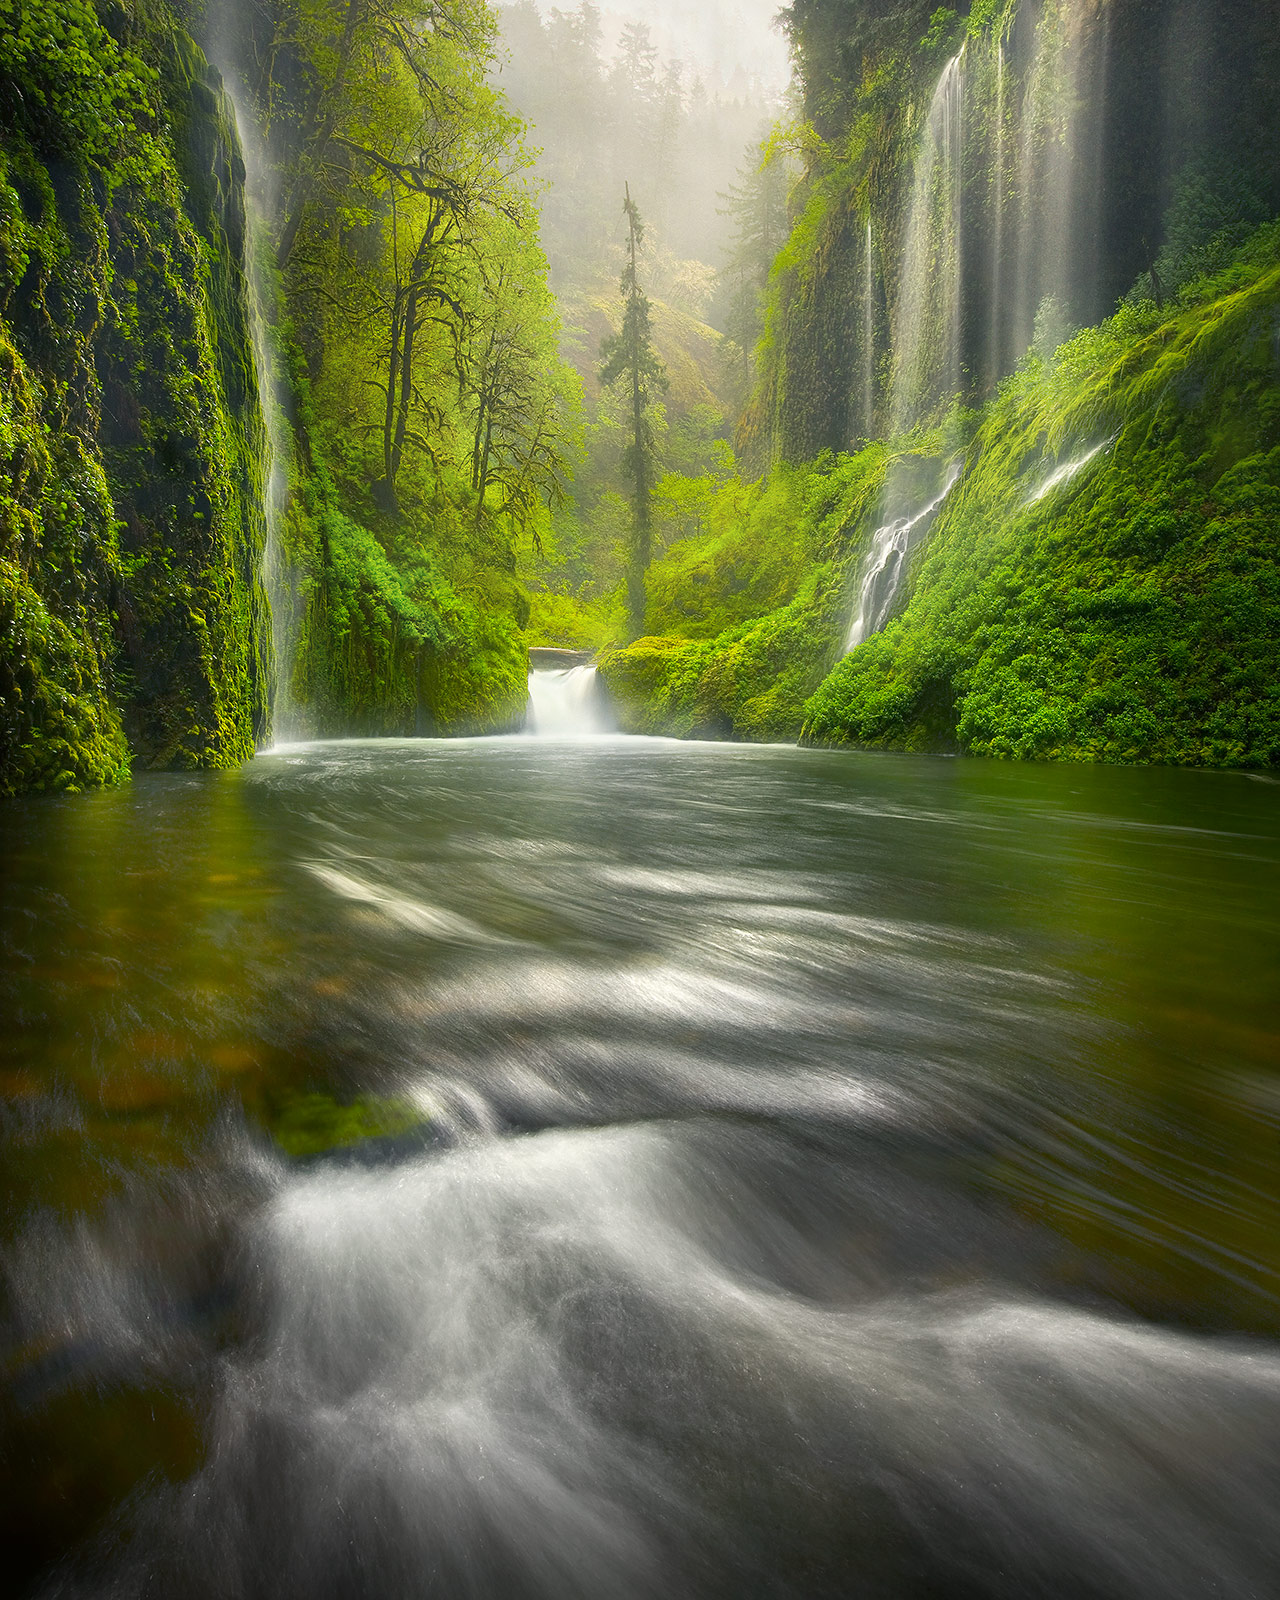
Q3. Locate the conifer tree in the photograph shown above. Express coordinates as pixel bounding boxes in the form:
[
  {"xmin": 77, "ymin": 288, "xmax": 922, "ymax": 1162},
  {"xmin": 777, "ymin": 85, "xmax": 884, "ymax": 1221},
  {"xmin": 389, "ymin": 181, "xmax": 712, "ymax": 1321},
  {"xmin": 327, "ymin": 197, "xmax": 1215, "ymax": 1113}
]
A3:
[
  {"xmin": 720, "ymin": 136, "xmax": 790, "ymax": 389},
  {"xmin": 599, "ymin": 185, "xmax": 668, "ymax": 638}
]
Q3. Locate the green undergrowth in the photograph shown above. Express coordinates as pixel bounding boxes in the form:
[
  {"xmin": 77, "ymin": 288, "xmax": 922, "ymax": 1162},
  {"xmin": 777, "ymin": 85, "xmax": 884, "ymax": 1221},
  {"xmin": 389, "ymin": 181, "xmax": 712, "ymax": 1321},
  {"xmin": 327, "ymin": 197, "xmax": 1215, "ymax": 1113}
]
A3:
[
  {"xmin": 803, "ymin": 235, "xmax": 1280, "ymax": 765},
  {"xmin": 599, "ymin": 448, "xmax": 887, "ymax": 738},
  {"xmin": 602, "ymin": 228, "xmax": 1280, "ymax": 767},
  {"xmin": 599, "ymin": 571, "xmax": 843, "ymax": 741},
  {"xmin": 271, "ymin": 334, "xmax": 529, "ymax": 737}
]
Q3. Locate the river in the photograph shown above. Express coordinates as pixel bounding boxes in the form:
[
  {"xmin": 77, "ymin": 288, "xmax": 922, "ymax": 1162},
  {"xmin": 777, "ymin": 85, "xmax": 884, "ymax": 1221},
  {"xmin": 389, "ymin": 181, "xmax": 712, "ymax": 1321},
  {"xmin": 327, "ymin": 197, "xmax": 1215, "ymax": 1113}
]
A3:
[{"xmin": 2, "ymin": 736, "xmax": 1279, "ymax": 1597}]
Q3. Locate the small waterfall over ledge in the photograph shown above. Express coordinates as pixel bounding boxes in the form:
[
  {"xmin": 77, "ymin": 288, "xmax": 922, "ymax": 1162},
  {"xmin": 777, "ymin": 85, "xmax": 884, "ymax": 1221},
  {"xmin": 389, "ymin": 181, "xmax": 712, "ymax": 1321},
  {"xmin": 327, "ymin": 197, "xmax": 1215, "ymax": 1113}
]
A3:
[{"xmin": 526, "ymin": 650, "xmax": 611, "ymax": 738}]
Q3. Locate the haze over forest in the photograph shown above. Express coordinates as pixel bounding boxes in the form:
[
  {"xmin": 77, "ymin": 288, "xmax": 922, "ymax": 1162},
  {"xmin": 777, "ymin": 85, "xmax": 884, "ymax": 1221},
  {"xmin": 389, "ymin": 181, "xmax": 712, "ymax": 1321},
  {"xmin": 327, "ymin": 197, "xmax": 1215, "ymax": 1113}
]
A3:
[
  {"xmin": 2, "ymin": 2, "xmax": 1280, "ymax": 1595},
  {"xmin": 511, "ymin": 0, "xmax": 792, "ymax": 90}
]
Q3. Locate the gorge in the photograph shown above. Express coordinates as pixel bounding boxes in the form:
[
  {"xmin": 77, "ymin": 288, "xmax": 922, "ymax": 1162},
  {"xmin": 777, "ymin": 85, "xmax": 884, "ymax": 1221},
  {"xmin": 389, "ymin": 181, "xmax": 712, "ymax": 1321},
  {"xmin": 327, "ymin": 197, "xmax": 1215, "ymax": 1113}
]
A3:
[{"xmin": 1, "ymin": 0, "xmax": 1279, "ymax": 1595}]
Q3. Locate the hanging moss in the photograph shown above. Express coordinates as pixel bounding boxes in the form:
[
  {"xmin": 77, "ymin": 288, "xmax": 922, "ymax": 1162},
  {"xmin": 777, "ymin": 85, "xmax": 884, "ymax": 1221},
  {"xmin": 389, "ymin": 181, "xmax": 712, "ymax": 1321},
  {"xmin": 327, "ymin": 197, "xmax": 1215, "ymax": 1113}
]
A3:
[
  {"xmin": 0, "ymin": 0, "xmax": 270, "ymax": 795},
  {"xmin": 802, "ymin": 242, "xmax": 1280, "ymax": 766}
]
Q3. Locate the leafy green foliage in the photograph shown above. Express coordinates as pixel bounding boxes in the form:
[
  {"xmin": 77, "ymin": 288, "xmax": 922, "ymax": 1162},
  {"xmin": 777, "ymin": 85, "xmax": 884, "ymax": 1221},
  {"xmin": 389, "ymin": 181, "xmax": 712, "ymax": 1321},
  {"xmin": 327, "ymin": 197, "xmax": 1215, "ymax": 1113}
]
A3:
[
  {"xmin": 267, "ymin": 333, "xmax": 527, "ymax": 735},
  {"xmin": 231, "ymin": 0, "xmax": 578, "ymax": 732},
  {"xmin": 599, "ymin": 445, "xmax": 885, "ymax": 738},
  {"xmin": 0, "ymin": 0, "xmax": 155, "ymax": 164},
  {"xmin": 803, "ymin": 241, "xmax": 1280, "ymax": 766}
]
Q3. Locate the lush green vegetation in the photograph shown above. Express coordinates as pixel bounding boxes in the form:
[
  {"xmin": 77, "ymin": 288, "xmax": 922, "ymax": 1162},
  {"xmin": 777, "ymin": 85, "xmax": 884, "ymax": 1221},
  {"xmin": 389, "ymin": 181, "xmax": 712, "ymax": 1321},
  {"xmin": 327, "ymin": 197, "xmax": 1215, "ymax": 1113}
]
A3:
[
  {"xmin": 223, "ymin": 0, "xmax": 579, "ymax": 738},
  {"xmin": 0, "ymin": 0, "xmax": 269, "ymax": 794},
  {"xmin": 804, "ymin": 238, "xmax": 1280, "ymax": 764},
  {"xmin": 593, "ymin": 0, "xmax": 1280, "ymax": 768},
  {"xmin": 3, "ymin": 0, "xmax": 1278, "ymax": 784},
  {"xmin": 600, "ymin": 224, "xmax": 1280, "ymax": 761}
]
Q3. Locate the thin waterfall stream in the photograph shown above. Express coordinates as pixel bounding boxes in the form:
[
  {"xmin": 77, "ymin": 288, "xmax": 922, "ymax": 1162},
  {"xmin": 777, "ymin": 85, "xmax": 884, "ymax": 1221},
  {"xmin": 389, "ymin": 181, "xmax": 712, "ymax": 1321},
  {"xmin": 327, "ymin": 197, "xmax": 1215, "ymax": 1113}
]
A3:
[
  {"xmin": 217, "ymin": 71, "xmax": 301, "ymax": 746},
  {"xmin": 1025, "ymin": 436, "xmax": 1118, "ymax": 505},
  {"xmin": 845, "ymin": 463, "xmax": 963, "ymax": 651}
]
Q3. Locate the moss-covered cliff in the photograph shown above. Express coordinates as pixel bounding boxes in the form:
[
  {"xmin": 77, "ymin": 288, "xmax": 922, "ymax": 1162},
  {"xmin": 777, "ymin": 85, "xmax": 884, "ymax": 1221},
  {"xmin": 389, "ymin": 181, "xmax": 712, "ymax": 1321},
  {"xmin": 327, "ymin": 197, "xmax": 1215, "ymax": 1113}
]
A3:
[
  {"xmin": 599, "ymin": 0, "xmax": 1280, "ymax": 769},
  {"xmin": 209, "ymin": 0, "xmax": 574, "ymax": 745},
  {"xmin": 601, "ymin": 224, "xmax": 1280, "ymax": 765},
  {"xmin": 0, "ymin": 0, "xmax": 270, "ymax": 795},
  {"xmin": 803, "ymin": 238, "xmax": 1280, "ymax": 765}
]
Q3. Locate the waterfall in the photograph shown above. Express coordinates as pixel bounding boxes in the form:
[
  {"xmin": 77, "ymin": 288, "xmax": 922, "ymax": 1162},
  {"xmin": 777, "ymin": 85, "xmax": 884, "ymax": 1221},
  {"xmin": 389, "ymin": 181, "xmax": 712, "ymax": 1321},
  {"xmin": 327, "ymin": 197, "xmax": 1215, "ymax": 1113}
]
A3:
[
  {"xmin": 863, "ymin": 220, "xmax": 876, "ymax": 434},
  {"xmin": 988, "ymin": 41, "xmax": 1007, "ymax": 386},
  {"xmin": 1024, "ymin": 437, "xmax": 1115, "ymax": 506},
  {"xmin": 880, "ymin": 0, "xmax": 1126, "ymax": 424},
  {"xmin": 240, "ymin": 167, "xmax": 301, "ymax": 742},
  {"xmin": 1005, "ymin": 0, "xmax": 1113, "ymax": 366},
  {"xmin": 213, "ymin": 58, "xmax": 302, "ymax": 745},
  {"xmin": 527, "ymin": 665, "xmax": 610, "ymax": 738},
  {"xmin": 855, "ymin": 53, "xmax": 966, "ymax": 659},
  {"xmin": 890, "ymin": 49, "xmax": 965, "ymax": 435},
  {"xmin": 845, "ymin": 463, "xmax": 963, "ymax": 652}
]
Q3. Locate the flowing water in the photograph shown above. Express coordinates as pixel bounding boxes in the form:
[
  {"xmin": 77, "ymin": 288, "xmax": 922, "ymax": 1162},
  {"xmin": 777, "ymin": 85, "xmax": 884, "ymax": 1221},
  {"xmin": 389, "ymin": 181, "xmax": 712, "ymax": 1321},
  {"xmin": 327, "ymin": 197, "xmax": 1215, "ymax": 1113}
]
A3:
[
  {"xmin": 1025, "ymin": 437, "xmax": 1116, "ymax": 506},
  {"xmin": 845, "ymin": 464, "xmax": 964, "ymax": 651},
  {"xmin": 526, "ymin": 667, "xmax": 610, "ymax": 738},
  {"xmin": 2, "ymin": 740, "xmax": 1280, "ymax": 1598},
  {"xmin": 889, "ymin": 50, "xmax": 966, "ymax": 435}
]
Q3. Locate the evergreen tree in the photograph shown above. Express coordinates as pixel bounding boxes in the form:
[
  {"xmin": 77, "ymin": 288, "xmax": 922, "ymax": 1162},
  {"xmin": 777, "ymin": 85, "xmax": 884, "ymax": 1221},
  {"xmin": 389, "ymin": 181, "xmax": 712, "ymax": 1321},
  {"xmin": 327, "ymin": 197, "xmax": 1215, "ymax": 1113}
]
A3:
[
  {"xmin": 720, "ymin": 135, "xmax": 790, "ymax": 390},
  {"xmin": 599, "ymin": 185, "xmax": 668, "ymax": 638}
]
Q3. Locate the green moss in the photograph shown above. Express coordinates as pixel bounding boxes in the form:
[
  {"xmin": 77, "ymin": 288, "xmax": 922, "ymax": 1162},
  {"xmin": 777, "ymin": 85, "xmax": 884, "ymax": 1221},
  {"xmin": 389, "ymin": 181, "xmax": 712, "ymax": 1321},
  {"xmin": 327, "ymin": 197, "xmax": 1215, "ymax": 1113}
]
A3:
[
  {"xmin": 802, "ymin": 244, "xmax": 1280, "ymax": 767},
  {"xmin": 0, "ymin": 324, "xmax": 129, "ymax": 794},
  {"xmin": 0, "ymin": 0, "xmax": 270, "ymax": 794},
  {"xmin": 267, "ymin": 1091, "xmax": 428, "ymax": 1159},
  {"xmin": 600, "ymin": 566, "xmax": 847, "ymax": 742}
]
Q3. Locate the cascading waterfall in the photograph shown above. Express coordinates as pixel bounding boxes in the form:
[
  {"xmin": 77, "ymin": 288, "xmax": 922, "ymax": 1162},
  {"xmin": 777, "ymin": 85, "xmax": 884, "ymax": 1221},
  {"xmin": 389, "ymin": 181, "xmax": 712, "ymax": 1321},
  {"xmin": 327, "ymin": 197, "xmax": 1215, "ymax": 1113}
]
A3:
[
  {"xmin": 1002, "ymin": 0, "xmax": 1112, "ymax": 373},
  {"xmin": 987, "ymin": 41, "xmax": 1007, "ymax": 388},
  {"xmin": 527, "ymin": 664, "xmax": 610, "ymax": 738},
  {"xmin": 241, "ymin": 213, "xmax": 301, "ymax": 742},
  {"xmin": 862, "ymin": 220, "xmax": 876, "ymax": 435},
  {"xmin": 845, "ymin": 463, "xmax": 963, "ymax": 652},
  {"xmin": 890, "ymin": 48, "xmax": 965, "ymax": 436},
  {"xmin": 845, "ymin": 1, "xmax": 1128, "ymax": 652},
  {"xmin": 258, "ymin": 393, "xmax": 297, "ymax": 741},
  {"xmin": 862, "ymin": 0, "xmax": 1146, "ymax": 433},
  {"xmin": 213, "ymin": 52, "xmax": 302, "ymax": 745},
  {"xmin": 848, "ymin": 50, "xmax": 966, "ymax": 652}
]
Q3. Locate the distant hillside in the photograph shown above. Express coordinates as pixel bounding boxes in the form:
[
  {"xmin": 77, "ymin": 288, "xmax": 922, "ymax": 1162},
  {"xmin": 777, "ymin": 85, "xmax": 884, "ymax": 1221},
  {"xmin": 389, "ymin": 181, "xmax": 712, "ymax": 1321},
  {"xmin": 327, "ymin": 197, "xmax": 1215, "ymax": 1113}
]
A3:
[{"xmin": 560, "ymin": 291, "xmax": 733, "ymax": 419}]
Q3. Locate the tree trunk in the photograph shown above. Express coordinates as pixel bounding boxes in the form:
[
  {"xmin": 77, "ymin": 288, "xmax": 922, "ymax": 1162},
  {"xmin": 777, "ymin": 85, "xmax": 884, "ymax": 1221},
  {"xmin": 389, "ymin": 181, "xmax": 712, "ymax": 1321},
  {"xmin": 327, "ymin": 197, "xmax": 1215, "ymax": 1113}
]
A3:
[{"xmin": 276, "ymin": 0, "xmax": 367, "ymax": 268}]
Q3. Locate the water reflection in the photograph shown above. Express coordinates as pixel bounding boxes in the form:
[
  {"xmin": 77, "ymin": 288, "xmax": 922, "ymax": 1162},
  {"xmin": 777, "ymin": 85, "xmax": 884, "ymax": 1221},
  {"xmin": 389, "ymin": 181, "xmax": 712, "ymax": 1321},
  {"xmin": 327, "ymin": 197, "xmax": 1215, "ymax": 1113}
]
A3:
[{"xmin": 2, "ymin": 741, "xmax": 1278, "ymax": 1596}]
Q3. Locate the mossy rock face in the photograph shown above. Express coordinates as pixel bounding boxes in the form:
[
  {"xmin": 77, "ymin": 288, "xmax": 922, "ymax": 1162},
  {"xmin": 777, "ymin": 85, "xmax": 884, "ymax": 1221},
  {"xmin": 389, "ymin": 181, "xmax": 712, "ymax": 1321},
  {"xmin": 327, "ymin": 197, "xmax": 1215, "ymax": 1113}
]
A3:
[
  {"xmin": 599, "ymin": 569, "xmax": 846, "ymax": 743},
  {"xmin": 0, "ymin": 0, "xmax": 270, "ymax": 795},
  {"xmin": 0, "ymin": 320, "xmax": 130, "ymax": 792},
  {"xmin": 802, "ymin": 249, "xmax": 1280, "ymax": 767},
  {"xmin": 277, "ymin": 461, "xmax": 530, "ymax": 740}
]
